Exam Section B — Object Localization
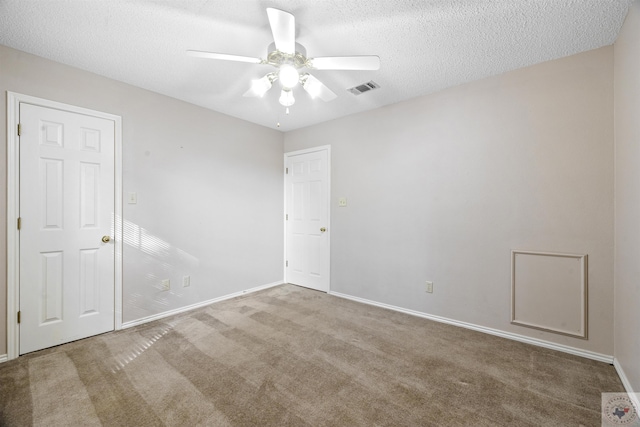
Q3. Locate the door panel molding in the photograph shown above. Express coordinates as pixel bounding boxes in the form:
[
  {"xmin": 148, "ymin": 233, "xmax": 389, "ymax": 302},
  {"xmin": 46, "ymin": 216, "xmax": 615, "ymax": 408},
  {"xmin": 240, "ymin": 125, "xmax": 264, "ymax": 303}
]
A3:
[{"xmin": 6, "ymin": 92, "xmax": 123, "ymax": 360}]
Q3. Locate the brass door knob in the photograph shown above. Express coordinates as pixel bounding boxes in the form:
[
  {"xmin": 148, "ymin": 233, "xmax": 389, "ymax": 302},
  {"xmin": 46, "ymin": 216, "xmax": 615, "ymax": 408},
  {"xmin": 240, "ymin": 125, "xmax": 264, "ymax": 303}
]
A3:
[
  {"xmin": 101, "ymin": 235, "xmax": 111, "ymax": 243},
  {"xmin": 320, "ymin": 227, "xmax": 327, "ymax": 232}
]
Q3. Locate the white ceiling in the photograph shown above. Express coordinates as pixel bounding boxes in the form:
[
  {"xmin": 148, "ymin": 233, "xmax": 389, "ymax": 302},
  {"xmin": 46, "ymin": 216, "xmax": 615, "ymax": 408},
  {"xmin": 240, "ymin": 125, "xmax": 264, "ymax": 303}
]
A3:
[{"xmin": 0, "ymin": 0, "xmax": 632, "ymax": 132}]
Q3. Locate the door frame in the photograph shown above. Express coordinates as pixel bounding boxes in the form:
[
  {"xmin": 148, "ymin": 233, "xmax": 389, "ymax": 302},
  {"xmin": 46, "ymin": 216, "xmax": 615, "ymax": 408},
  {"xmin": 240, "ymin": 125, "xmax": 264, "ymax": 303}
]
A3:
[
  {"xmin": 283, "ymin": 145, "xmax": 331, "ymax": 291},
  {"xmin": 6, "ymin": 92, "xmax": 123, "ymax": 360}
]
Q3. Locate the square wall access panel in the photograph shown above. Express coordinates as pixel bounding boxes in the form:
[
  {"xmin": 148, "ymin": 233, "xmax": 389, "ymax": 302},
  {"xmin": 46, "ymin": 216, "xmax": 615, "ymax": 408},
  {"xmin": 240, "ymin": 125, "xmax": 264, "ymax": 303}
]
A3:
[{"xmin": 511, "ymin": 250, "xmax": 588, "ymax": 339}]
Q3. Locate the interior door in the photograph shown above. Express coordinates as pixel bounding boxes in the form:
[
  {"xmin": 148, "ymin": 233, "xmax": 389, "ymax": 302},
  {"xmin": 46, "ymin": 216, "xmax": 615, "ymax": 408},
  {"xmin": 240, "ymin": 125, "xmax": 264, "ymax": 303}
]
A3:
[
  {"xmin": 285, "ymin": 148, "xmax": 330, "ymax": 292},
  {"xmin": 19, "ymin": 102, "xmax": 116, "ymax": 354}
]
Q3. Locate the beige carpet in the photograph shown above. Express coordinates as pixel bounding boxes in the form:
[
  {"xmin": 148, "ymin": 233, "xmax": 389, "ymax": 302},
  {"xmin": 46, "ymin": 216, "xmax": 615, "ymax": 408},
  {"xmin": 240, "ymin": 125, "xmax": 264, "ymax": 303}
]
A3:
[{"xmin": 0, "ymin": 284, "xmax": 624, "ymax": 426}]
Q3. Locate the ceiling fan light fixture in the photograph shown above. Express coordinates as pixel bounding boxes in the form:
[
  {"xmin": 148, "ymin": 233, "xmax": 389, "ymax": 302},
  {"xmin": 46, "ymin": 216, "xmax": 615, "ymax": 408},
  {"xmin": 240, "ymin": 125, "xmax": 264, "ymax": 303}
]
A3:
[
  {"xmin": 247, "ymin": 74, "xmax": 274, "ymax": 97},
  {"xmin": 189, "ymin": 8, "xmax": 380, "ymax": 112},
  {"xmin": 279, "ymin": 65, "xmax": 299, "ymax": 88},
  {"xmin": 279, "ymin": 88, "xmax": 295, "ymax": 106},
  {"xmin": 302, "ymin": 75, "xmax": 322, "ymax": 99}
]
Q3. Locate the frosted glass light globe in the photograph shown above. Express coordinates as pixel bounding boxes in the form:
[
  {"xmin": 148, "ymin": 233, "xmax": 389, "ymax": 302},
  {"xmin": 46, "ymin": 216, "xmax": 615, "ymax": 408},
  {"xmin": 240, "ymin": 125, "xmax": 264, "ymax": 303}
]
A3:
[
  {"xmin": 279, "ymin": 65, "xmax": 299, "ymax": 88},
  {"xmin": 279, "ymin": 89, "xmax": 295, "ymax": 106}
]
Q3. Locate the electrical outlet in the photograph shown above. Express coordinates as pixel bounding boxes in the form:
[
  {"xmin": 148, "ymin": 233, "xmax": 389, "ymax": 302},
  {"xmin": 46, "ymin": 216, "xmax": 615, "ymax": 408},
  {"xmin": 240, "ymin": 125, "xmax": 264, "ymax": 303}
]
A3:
[
  {"xmin": 338, "ymin": 197, "xmax": 347, "ymax": 207},
  {"xmin": 425, "ymin": 281, "xmax": 433, "ymax": 293},
  {"xmin": 182, "ymin": 276, "xmax": 190, "ymax": 288},
  {"xmin": 161, "ymin": 279, "xmax": 170, "ymax": 291}
]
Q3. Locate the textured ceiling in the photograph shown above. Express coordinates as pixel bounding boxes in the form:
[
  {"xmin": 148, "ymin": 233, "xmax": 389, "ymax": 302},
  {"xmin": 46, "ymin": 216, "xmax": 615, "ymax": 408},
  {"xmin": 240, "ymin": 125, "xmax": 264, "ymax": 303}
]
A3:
[{"xmin": 0, "ymin": 0, "xmax": 632, "ymax": 131}]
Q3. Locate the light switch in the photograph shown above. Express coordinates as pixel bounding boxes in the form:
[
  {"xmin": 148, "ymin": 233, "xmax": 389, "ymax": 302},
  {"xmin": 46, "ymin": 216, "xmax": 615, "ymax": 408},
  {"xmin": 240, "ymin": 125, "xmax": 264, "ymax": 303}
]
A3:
[
  {"xmin": 128, "ymin": 192, "xmax": 137, "ymax": 204},
  {"xmin": 338, "ymin": 197, "xmax": 347, "ymax": 207}
]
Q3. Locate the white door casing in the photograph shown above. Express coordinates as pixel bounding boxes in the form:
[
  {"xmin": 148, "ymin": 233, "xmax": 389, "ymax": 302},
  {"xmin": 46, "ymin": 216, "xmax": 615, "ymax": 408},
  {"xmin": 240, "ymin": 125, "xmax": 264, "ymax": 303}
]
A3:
[
  {"xmin": 285, "ymin": 146, "xmax": 330, "ymax": 292},
  {"xmin": 6, "ymin": 92, "xmax": 123, "ymax": 359}
]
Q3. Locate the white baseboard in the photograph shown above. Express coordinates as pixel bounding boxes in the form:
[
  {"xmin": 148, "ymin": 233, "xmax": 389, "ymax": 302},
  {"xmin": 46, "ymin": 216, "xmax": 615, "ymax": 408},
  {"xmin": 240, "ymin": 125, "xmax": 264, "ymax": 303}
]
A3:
[
  {"xmin": 329, "ymin": 291, "xmax": 614, "ymax": 364},
  {"xmin": 122, "ymin": 281, "xmax": 283, "ymax": 329},
  {"xmin": 613, "ymin": 358, "xmax": 640, "ymax": 408},
  {"xmin": 0, "ymin": 354, "xmax": 7, "ymax": 364}
]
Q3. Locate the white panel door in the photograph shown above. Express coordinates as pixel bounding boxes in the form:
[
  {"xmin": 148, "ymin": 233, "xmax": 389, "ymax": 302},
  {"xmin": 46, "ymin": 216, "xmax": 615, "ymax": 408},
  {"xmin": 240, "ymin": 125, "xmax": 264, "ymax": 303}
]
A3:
[
  {"xmin": 286, "ymin": 148, "xmax": 330, "ymax": 292},
  {"xmin": 19, "ymin": 103, "xmax": 115, "ymax": 354}
]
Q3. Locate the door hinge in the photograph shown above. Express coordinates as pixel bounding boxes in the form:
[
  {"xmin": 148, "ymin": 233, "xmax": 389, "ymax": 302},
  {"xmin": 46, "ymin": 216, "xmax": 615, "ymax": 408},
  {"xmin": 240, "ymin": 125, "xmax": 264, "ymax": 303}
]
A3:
[
  {"xmin": 286, "ymin": 214, "xmax": 288, "ymax": 220},
  {"xmin": 286, "ymin": 260, "xmax": 288, "ymax": 267},
  {"xmin": 286, "ymin": 167, "xmax": 289, "ymax": 174},
  {"xmin": 17, "ymin": 123, "xmax": 22, "ymax": 136},
  {"xmin": 17, "ymin": 217, "xmax": 21, "ymax": 230},
  {"xmin": 17, "ymin": 311, "xmax": 21, "ymax": 324}
]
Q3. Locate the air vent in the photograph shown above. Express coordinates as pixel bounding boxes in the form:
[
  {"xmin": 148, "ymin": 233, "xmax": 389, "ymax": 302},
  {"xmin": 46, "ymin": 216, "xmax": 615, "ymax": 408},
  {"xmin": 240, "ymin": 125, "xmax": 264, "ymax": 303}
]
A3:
[{"xmin": 348, "ymin": 81, "xmax": 380, "ymax": 96}]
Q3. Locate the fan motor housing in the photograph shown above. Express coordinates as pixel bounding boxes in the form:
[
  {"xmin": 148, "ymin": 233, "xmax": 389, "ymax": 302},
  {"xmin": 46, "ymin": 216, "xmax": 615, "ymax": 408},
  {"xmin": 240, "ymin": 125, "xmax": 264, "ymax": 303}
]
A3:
[{"xmin": 266, "ymin": 42, "xmax": 308, "ymax": 68}]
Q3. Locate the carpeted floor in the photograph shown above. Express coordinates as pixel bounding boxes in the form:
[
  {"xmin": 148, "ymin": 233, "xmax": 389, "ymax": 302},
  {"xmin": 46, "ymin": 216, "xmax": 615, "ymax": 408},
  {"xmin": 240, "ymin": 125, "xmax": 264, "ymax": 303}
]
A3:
[{"xmin": 0, "ymin": 284, "xmax": 625, "ymax": 426}]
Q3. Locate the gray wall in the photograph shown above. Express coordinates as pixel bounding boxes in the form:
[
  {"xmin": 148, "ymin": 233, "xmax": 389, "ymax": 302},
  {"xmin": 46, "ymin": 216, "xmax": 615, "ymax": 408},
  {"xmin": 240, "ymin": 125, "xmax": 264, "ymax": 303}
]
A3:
[
  {"xmin": 285, "ymin": 47, "xmax": 615, "ymax": 356},
  {"xmin": 0, "ymin": 45, "xmax": 285, "ymax": 354},
  {"xmin": 614, "ymin": 1, "xmax": 640, "ymax": 393}
]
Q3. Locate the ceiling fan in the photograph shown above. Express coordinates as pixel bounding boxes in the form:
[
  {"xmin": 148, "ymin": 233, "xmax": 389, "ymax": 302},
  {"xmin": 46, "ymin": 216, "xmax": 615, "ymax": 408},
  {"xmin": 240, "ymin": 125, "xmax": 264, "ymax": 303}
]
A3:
[{"xmin": 187, "ymin": 8, "xmax": 380, "ymax": 107}]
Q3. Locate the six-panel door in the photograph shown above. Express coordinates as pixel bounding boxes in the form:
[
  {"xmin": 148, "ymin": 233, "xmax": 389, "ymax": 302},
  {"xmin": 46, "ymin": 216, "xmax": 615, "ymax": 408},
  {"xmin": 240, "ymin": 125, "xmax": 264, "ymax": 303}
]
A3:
[
  {"xmin": 286, "ymin": 149, "xmax": 329, "ymax": 292},
  {"xmin": 19, "ymin": 103, "xmax": 115, "ymax": 354}
]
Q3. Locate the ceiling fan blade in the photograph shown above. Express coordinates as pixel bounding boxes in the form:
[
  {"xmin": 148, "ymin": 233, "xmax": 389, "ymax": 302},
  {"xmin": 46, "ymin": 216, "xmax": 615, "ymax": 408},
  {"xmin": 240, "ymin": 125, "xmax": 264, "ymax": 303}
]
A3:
[
  {"xmin": 302, "ymin": 74, "xmax": 337, "ymax": 102},
  {"xmin": 266, "ymin": 8, "xmax": 295, "ymax": 55},
  {"xmin": 309, "ymin": 56, "xmax": 380, "ymax": 71},
  {"xmin": 186, "ymin": 50, "xmax": 262, "ymax": 64}
]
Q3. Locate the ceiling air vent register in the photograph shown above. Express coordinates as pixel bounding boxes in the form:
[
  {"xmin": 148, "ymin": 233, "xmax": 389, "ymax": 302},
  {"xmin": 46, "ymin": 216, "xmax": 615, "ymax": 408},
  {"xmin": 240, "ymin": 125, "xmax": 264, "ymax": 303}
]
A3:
[{"xmin": 348, "ymin": 81, "xmax": 380, "ymax": 96}]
